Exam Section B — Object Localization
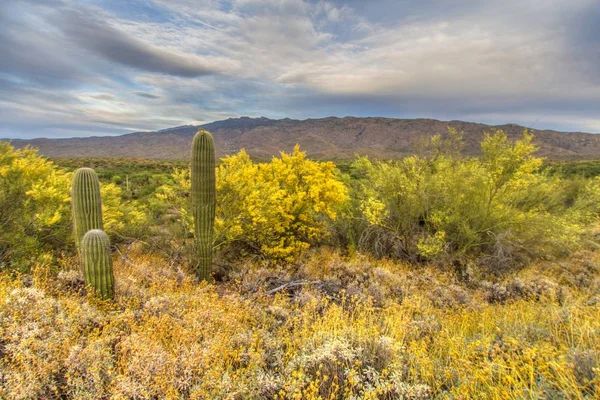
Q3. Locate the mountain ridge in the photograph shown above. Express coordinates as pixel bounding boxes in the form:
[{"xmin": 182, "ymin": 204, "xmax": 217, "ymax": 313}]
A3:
[{"xmin": 4, "ymin": 116, "xmax": 600, "ymax": 160}]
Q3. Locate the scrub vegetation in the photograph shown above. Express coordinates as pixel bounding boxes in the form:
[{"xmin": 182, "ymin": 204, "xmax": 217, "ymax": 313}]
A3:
[{"xmin": 1, "ymin": 129, "xmax": 600, "ymax": 399}]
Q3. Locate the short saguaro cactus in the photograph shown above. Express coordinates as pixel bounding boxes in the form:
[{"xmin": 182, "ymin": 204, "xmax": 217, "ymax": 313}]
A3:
[
  {"xmin": 81, "ymin": 229, "xmax": 114, "ymax": 299},
  {"xmin": 191, "ymin": 129, "xmax": 216, "ymax": 281}
]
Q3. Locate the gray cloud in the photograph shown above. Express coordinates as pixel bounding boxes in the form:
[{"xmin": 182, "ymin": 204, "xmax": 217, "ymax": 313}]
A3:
[
  {"xmin": 59, "ymin": 10, "xmax": 219, "ymax": 77},
  {"xmin": 1, "ymin": 0, "xmax": 600, "ymax": 138},
  {"xmin": 567, "ymin": 2, "xmax": 600, "ymax": 84},
  {"xmin": 134, "ymin": 92, "xmax": 161, "ymax": 99},
  {"xmin": 90, "ymin": 94, "xmax": 116, "ymax": 101},
  {"xmin": 0, "ymin": 4, "xmax": 83, "ymax": 85}
]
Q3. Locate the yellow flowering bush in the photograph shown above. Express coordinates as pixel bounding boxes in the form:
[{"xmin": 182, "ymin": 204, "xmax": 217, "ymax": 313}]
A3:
[
  {"xmin": 101, "ymin": 182, "xmax": 146, "ymax": 237},
  {"xmin": 218, "ymin": 146, "xmax": 347, "ymax": 261},
  {"xmin": 158, "ymin": 145, "xmax": 347, "ymax": 262},
  {"xmin": 0, "ymin": 143, "xmax": 71, "ymax": 270},
  {"xmin": 356, "ymin": 130, "xmax": 600, "ymax": 267},
  {"xmin": 0, "ymin": 143, "xmax": 146, "ymax": 270}
]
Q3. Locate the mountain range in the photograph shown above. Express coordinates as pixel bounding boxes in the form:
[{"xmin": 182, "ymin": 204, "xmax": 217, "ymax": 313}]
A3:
[{"xmin": 4, "ymin": 116, "xmax": 600, "ymax": 160}]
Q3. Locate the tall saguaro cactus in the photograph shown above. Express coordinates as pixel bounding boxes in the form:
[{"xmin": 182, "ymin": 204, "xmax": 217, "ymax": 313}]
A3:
[
  {"xmin": 71, "ymin": 168, "xmax": 103, "ymax": 250},
  {"xmin": 191, "ymin": 129, "xmax": 216, "ymax": 281},
  {"xmin": 81, "ymin": 229, "xmax": 114, "ymax": 299}
]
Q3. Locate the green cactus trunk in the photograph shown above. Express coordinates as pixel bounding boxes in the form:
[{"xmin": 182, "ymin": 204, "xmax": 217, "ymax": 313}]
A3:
[
  {"xmin": 71, "ymin": 168, "xmax": 103, "ymax": 251},
  {"xmin": 191, "ymin": 129, "xmax": 216, "ymax": 281},
  {"xmin": 81, "ymin": 229, "xmax": 114, "ymax": 299}
]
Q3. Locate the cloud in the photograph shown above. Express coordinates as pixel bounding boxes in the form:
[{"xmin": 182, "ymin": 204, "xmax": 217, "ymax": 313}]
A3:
[
  {"xmin": 59, "ymin": 10, "xmax": 221, "ymax": 78},
  {"xmin": 134, "ymin": 92, "xmax": 161, "ymax": 99},
  {"xmin": 1, "ymin": 0, "xmax": 599, "ymax": 138},
  {"xmin": 0, "ymin": 2, "xmax": 84, "ymax": 85},
  {"xmin": 277, "ymin": 1, "xmax": 595, "ymax": 99}
]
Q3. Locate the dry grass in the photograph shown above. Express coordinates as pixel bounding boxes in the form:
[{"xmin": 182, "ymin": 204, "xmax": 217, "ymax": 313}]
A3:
[{"xmin": 1, "ymin": 248, "xmax": 600, "ymax": 399}]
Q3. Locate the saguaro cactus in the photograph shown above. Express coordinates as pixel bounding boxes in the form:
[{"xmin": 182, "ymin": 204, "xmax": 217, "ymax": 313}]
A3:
[
  {"xmin": 81, "ymin": 229, "xmax": 114, "ymax": 299},
  {"xmin": 71, "ymin": 168, "xmax": 103, "ymax": 250},
  {"xmin": 191, "ymin": 129, "xmax": 216, "ymax": 281}
]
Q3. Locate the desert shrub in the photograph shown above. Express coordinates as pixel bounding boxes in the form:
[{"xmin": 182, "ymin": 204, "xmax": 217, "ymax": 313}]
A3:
[
  {"xmin": 567, "ymin": 349, "xmax": 600, "ymax": 394},
  {"xmin": 329, "ymin": 167, "xmax": 370, "ymax": 255},
  {"xmin": 0, "ymin": 143, "xmax": 72, "ymax": 270},
  {"xmin": 157, "ymin": 145, "xmax": 347, "ymax": 262},
  {"xmin": 100, "ymin": 182, "xmax": 147, "ymax": 241},
  {"xmin": 427, "ymin": 284, "xmax": 472, "ymax": 308},
  {"xmin": 479, "ymin": 274, "xmax": 565, "ymax": 305},
  {"xmin": 56, "ymin": 158, "xmax": 185, "ymax": 201},
  {"xmin": 0, "ymin": 143, "xmax": 146, "ymax": 271},
  {"xmin": 354, "ymin": 129, "xmax": 600, "ymax": 269}
]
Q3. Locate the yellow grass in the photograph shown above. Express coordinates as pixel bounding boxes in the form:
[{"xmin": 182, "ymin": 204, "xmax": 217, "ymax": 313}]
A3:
[{"xmin": 1, "ymin": 249, "xmax": 599, "ymax": 399}]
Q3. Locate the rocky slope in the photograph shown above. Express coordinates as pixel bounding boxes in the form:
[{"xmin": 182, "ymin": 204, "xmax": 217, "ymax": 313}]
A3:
[{"xmin": 5, "ymin": 116, "xmax": 600, "ymax": 160}]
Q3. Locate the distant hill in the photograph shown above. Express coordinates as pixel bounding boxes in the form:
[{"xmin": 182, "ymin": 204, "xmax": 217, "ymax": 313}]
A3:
[{"xmin": 4, "ymin": 116, "xmax": 600, "ymax": 160}]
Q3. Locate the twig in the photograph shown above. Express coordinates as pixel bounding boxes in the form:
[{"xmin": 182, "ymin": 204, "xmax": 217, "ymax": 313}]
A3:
[
  {"xmin": 113, "ymin": 244, "xmax": 143, "ymax": 269},
  {"xmin": 263, "ymin": 280, "xmax": 321, "ymax": 296}
]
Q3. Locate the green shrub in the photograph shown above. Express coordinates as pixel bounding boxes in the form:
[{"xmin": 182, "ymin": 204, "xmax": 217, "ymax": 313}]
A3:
[
  {"xmin": 353, "ymin": 129, "xmax": 600, "ymax": 269},
  {"xmin": 0, "ymin": 143, "xmax": 72, "ymax": 270},
  {"xmin": 0, "ymin": 143, "xmax": 147, "ymax": 271}
]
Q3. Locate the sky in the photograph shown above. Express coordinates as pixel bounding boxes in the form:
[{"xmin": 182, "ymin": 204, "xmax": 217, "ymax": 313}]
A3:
[{"xmin": 1, "ymin": 0, "xmax": 599, "ymax": 139}]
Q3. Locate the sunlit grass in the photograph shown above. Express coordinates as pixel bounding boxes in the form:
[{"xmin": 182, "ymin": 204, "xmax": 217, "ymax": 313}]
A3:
[{"xmin": 1, "ymin": 248, "xmax": 599, "ymax": 399}]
